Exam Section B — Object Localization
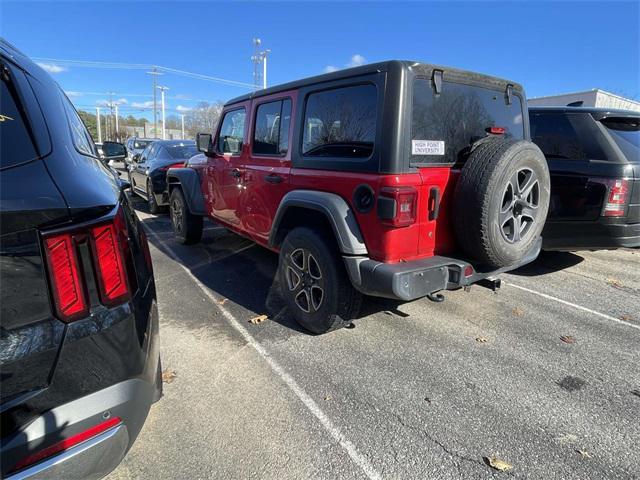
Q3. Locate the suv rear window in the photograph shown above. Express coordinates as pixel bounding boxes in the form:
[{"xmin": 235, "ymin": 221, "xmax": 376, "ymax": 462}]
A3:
[
  {"xmin": 166, "ymin": 143, "xmax": 198, "ymax": 159},
  {"xmin": 600, "ymin": 117, "xmax": 640, "ymax": 163},
  {"xmin": 411, "ymin": 79, "xmax": 525, "ymax": 165},
  {"xmin": 530, "ymin": 112, "xmax": 606, "ymax": 161},
  {"xmin": 1, "ymin": 67, "xmax": 39, "ymax": 169},
  {"xmin": 302, "ymin": 84, "xmax": 377, "ymax": 159}
]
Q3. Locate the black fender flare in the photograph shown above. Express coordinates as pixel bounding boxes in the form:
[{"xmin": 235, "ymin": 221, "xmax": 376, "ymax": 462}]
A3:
[
  {"xmin": 166, "ymin": 168, "xmax": 206, "ymax": 216},
  {"xmin": 269, "ymin": 190, "xmax": 368, "ymax": 255}
]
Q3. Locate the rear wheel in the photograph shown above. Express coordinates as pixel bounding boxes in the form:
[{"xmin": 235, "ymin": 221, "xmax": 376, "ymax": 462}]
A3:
[
  {"xmin": 170, "ymin": 188, "xmax": 203, "ymax": 245},
  {"xmin": 453, "ymin": 138, "xmax": 550, "ymax": 268},
  {"xmin": 278, "ymin": 227, "xmax": 361, "ymax": 334}
]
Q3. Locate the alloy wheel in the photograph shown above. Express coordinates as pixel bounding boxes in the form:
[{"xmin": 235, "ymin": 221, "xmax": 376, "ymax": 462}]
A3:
[
  {"xmin": 171, "ymin": 197, "xmax": 183, "ymax": 234},
  {"xmin": 499, "ymin": 167, "xmax": 540, "ymax": 243},
  {"xmin": 285, "ymin": 248, "xmax": 324, "ymax": 313}
]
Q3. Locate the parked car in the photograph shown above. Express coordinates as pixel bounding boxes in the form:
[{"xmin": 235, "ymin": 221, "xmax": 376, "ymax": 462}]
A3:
[
  {"xmin": 529, "ymin": 107, "xmax": 639, "ymax": 250},
  {"xmin": 167, "ymin": 60, "xmax": 550, "ymax": 334},
  {"xmin": 125, "ymin": 137, "xmax": 154, "ymax": 166},
  {"xmin": 128, "ymin": 139, "xmax": 197, "ymax": 214},
  {"xmin": 0, "ymin": 39, "xmax": 161, "ymax": 479}
]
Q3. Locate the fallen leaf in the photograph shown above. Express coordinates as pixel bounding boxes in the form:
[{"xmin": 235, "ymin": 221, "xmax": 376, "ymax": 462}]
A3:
[
  {"xmin": 249, "ymin": 314, "xmax": 268, "ymax": 324},
  {"xmin": 476, "ymin": 336, "xmax": 489, "ymax": 343},
  {"xmin": 324, "ymin": 395, "xmax": 332, "ymax": 401},
  {"xmin": 576, "ymin": 449, "xmax": 592, "ymax": 459},
  {"xmin": 216, "ymin": 298, "xmax": 228, "ymax": 305},
  {"xmin": 485, "ymin": 456, "xmax": 513, "ymax": 472},
  {"xmin": 424, "ymin": 396, "xmax": 432, "ymax": 404},
  {"xmin": 512, "ymin": 307, "xmax": 524, "ymax": 317},
  {"xmin": 162, "ymin": 368, "xmax": 177, "ymax": 384},
  {"xmin": 631, "ymin": 390, "xmax": 640, "ymax": 399},
  {"xmin": 560, "ymin": 335, "xmax": 576, "ymax": 344},
  {"xmin": 620, "ymin": 314, "xmax": 634, "ymax": 322},
  {"xmin": 606, "ymin": 278, "xmax": 623, "ymax": 288}
]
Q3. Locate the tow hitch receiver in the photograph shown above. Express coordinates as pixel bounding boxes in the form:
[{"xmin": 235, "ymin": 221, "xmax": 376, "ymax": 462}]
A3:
[{"xmin": 477, "ymin": 277, "xmax": 502, "ymax": 292}]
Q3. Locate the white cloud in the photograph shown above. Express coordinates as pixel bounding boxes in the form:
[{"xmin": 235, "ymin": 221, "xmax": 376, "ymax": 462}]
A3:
[
  {"xmin": 131, "ymin": 101, "xmax": 155, "ymax": 109},
  {"xmin": 176, "ymin": 105, "xmax": 192, "ymax": 113},
  {"xmin": 96, "ymin": 98, "xmax": 129, "ymax": 107},
  {"xmin": 174, "ymin": 93, "xmax": 192, "ymax": 100},
  {"xmin": 346, "ymin": 54, "xmax": 366, "ymax": 68},
  {"xmin": 65, "ymin": 91, "xmax": 82, "ymax": 98},
  {"xmin": 323, "ymin": 54, "xmax": 367, "ymax": 73},
  {"xmin": 37, "ymin": 62, "xmax": 67, "ymax": 74}
]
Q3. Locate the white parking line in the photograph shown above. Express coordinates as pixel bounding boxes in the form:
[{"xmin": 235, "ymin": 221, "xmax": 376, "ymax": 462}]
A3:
[
  {"xmin": 506, "ymin": 282, "xmax": 640, "ymax": 332},
  {"xmin": 145, "ymin": 228, "xmax": 382, "ymax": 480}
]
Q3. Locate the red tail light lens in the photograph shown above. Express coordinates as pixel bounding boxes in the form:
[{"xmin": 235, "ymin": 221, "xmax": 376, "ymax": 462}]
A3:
[
  {"xmin": 159, "ymin": 162, "xmax": 186, "ymax": 172},
  {"xmin": 91, "ymin": 211, "xmax": 130, "ymax": 305},
  {"xmin": 11, "ymin": 417, "xmax": 121, "ymax": 473},
  {"xmin": 43, "ymin": 234, "xmax": 87, "ymax": 322},
  {"xmin": 379, "ymin": 186, "xmax": 418, "ymax": 227},
  {"xmin": 601, "ymin": 178, "xmax": 629, "ymax": 217}
]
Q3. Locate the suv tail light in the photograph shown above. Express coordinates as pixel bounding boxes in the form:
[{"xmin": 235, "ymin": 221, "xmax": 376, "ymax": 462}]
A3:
[
  {"xmin": 601, "ymin": 178, "xmax": 630, "ymax": 217},
  {"xmin": 43, "ymin": 208, "xmax": 131, "ymax": 322},
  {"xmin": 44, "ymin": 234, "xmax": 88, "ymax": 322},
  {"xmin": 378, "ymin": 186, "xmax": 418, "ymax": 227}
]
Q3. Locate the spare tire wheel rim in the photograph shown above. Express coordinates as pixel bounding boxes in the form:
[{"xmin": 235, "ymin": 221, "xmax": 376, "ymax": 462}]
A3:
[
  {"xmin": 499, "ymin": 167, "xmax": 540, "ymax": 243},
  {"xmin": 286, "ymin": 248, "xmax": 324, "ymax": 313},
  {"xmin": 172, "ymin": 198, "xmax": 183, "ymax": 233}
]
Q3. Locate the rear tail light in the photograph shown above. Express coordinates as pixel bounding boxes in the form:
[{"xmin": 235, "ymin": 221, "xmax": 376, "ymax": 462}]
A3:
[
  {"xmin": 43, "ymin": 208, "xmax": 132, "ymax": 321},
  {"xmin": 11, "ymin": 417, "xmax": 122, "ymax": 473},
  {"xmin": 601, "ymin": 178, "xmax": 629, "ymax": 217},
  {"xmin": 486, "ymin": 126, "xmax": 506, "ymax": 135},
  {"xmin": 43, "ymin": 234, "xmax": 88, "ymax": 322},
  {"xmin": 378, "ymin": 186, "xmax": 418, "ymax": 227},
  {"xmin": 159, "ymin": 162, "xmax": 186, "ymax": 172}
]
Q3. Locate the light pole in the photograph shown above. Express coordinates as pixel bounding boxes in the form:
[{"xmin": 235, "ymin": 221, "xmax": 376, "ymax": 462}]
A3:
[
  {"xmin": 181, "ymin": 114, "xmax": 185, "ymax": 139},
  {"xmin": 262, "ymin": 49, "xmax": 270, "ymax": 89},
  {"xmin": 114, "ymin": 104, "xmax": 119, "ymax": 141},
  {"xmin": 157, "ymin": 85, "xmax": 169, "ymax": 140},
  {"xmin": 96, "ymin": 107, "xmax": 102, "ymax": 143}
]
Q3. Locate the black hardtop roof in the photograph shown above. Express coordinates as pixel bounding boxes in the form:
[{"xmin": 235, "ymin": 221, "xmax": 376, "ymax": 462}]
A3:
[
  {"xmin": 529, "ymin": 106, "xmax": 640, "ymax": 120},
  {"xmin": 226, "ymin": 60, "xmax": 524, "ymax": 106}
]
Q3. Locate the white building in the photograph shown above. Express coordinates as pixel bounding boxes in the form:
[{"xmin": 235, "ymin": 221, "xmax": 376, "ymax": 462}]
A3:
[{"xmin": 528, "ymin": 89, "xmax": 640, "ymax": 112}]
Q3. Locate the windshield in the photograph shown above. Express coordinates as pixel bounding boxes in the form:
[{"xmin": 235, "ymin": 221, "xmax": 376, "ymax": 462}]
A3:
[
  {"xmin": 134, "ymin": 140, "xmax": 152, "ymax": 149},
  {"xmin": 411, "ymin": 79, "xmax": 524, "ymax": 165},
  {"xmin": 601, "ymin": 117, "xmax": 640, "ymax": 163},
  {"xmin": 166, "ymin": 143, "xmax": 197, "ymax": 159}
]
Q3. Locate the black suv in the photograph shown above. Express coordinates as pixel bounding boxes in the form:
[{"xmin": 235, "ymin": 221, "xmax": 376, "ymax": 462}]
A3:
[
  {"xmin": 530, "ymin": 107, "xmax": 639, "ymax": 250},
  {"xmin": 0, "ymin": 39, "xmax": 161, "ymax": 479}
]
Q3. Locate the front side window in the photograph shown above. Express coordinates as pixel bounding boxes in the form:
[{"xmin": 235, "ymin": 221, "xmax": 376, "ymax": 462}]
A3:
[
  {"xmin": 0, "ymin": 67, "xmax": 39, "ymax": 169},
  {"xmin": 302, "ymin": 84, "xmax": 377, "ymax": 159},
  {"xmin": 61, "ymin": 92, "xmax": 96, "ymax": 157},
  {"xmin": 253, "ymin": 98, "xmax": 292, "ymax": 156},
  {"xmin": 217, "ymin": 108, "xmax": 246, "ymax": 154}
]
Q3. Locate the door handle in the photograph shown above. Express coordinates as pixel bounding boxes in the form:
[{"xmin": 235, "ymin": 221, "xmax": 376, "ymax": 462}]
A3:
[
  {"xmin": 230, "ymin": 168, "xmax": 242, "ymax": 179},
  {"xmin": 264, "ymin": 173, "xmax": 283, "ymax": 184},
  {"xmin": 428, "ymin": 186, "xmax": 441, "ymax": 221}
]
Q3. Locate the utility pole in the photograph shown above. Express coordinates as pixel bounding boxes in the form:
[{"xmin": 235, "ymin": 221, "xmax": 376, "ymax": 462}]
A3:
[
  {"xmin": 251, "ymin": 39, "xmax": 271, "ymax": 90},
  {"xmin": 146, "ymin": 67, "xmax": 163, "ymax": 138},
  {"xmin": 114, "ymin": 104, "xmax": 119, "ymax": 142},
  {"xmin": 262, "ymin": 49, "xmax": 270, "ymax": 89},
  {"xmin": 157, "ymin": 85, "xmax": 169, "ymax": 140},
  {"xmin": 181, "ymin": 114, "xmax": 185, "ymax": 139},
  {"xmin": 96, "ymin": 107, "xmax": 102, "ymax": 143}
]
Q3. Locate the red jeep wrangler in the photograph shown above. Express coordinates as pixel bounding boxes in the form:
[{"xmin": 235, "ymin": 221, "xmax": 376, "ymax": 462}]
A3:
[{"xmin": 167, "ymin": 61, "xmax": 550, "ymax": 334}]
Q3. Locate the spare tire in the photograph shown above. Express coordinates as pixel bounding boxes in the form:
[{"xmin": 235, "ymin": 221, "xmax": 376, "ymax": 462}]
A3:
[{"xmin": 453, "ymin": 137, "xmax": 550, "ymax": 268}]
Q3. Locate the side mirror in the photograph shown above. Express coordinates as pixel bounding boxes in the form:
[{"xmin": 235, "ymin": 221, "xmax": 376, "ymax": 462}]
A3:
[
  {"xmin": 132, "ymin": 153, "xmax": 141, "ymax": 163},
  {"xmin": 102, "ymin": 141, "xmax": 127, "ymax": 160},
  {"xmin": 197, "ymin": 133, "xmax": 213, "ymax": 154}
]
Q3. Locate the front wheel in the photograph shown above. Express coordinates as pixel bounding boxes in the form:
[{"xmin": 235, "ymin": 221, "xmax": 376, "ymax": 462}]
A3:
[
  {"xmin": 147, "ymin": 180, "xmax": 163, "ymax": 214},
  {"xmin": 278, "ymin": 227, "xmax": 361, "ymax": 334},
  {"xmin": 170, "ymin": 188, "xmax": 203, "ymax": 245}
]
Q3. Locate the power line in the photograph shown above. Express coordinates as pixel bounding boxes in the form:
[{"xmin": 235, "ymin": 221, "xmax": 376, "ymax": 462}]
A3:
[{"xmin": 34, "ymin": 57, "xmax": 254, "ymax": 88}]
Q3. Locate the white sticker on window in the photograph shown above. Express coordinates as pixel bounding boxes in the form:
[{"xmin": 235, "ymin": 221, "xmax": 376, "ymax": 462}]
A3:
[{"xmin": 412, "ymin": 140, "xmax": 445, "ymax": 156}]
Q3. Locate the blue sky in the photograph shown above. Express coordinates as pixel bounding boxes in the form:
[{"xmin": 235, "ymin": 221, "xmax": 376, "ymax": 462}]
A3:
[{"xmin": 2, "ymin": 1, "xmax": 638, "ymax": 119}]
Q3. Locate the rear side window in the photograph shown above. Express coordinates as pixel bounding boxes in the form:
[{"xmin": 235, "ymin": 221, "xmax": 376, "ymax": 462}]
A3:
[
  {"xmin": 302, "ymin": 84, "xmax": 377, "ymax": 159},
  {"xmin": 218, "ymin": 108, "xmax": 246, "ymax": 154},
  {"xmin": 530, "ymin": 112, "xmax": 606, "ymax": 161},
  {"xmin": 61, "ymin": 92, "xmax": 96, "ymax": 157},
  {"xmin": 166, "ymin": 143, "xmax": 198, "ymax": 159},
  {"xmin": 600, "ymin": 117, "xmax": 640, "ymax": 163},
  {"xmin": 0, "ymin": 67, "xmax": 39, "ymax": 169},
  {"xmin": 253, "ymin": 98, "xmax": 292, "ymax": 156},
  {"xmin": 411, "ymin": 79, "xmax": 525, "ymax": 165}
]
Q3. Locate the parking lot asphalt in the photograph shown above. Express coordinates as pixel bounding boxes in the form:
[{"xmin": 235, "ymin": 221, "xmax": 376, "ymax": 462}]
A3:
[{"xmin": 108, "ymin": 195, "xmax": 640, "ymax": 480}]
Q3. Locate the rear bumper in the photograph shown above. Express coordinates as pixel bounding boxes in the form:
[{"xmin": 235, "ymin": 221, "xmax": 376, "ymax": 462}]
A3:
[
  {"xmin": 345, "ymin": 238, "xmax": 542, "ymax": 301},
  {"xmin": 542, "ymin": 220, "xmax": 640, "ymax": 251},
  {"xmin": 3, "ymin": 303, "xmax": 161, "ymax": 480}
]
